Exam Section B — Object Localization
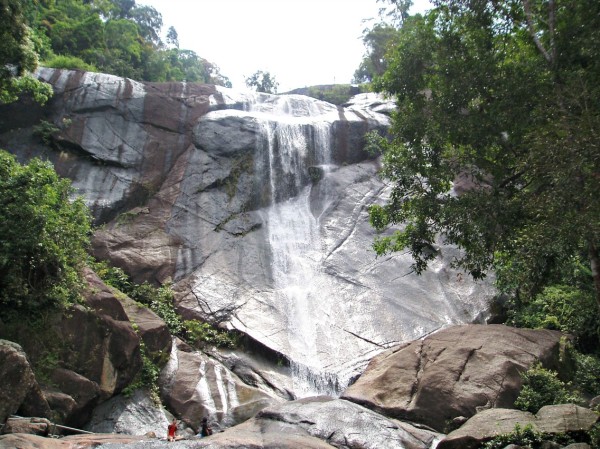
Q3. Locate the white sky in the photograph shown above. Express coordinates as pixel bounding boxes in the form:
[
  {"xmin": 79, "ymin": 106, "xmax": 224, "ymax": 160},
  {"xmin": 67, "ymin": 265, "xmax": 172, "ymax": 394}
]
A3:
[{"xmin": 139, "ymin": 0, "xmax": 432, "ymax": 92}]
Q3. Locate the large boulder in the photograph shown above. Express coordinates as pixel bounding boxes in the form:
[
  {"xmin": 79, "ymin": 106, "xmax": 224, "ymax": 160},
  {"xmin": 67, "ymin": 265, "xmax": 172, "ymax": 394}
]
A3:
[
  {"xmin": 85, "ymin": 389, "xmax": 171, "ymax": 436},
  {"xmin": 159, "ymin": 338, "xmax": 281, "ymax": 431},
  {"xmin": 1, "ymin": 417, "xmax": 52, "ymax": 436},
  {"xmin": 0, "ymin": 340, "xmax": 40, "ymax": 423},
  {"xmin": 0, "ymin": 271, "xmax": 142, "ymax": 427},
  {"xmin": 437, "ymin": 404, "xmax": 600, "ymax": 449},
  {"xmin": 342, "ymin": 324, "xmax": 567, "ymax": 432}
]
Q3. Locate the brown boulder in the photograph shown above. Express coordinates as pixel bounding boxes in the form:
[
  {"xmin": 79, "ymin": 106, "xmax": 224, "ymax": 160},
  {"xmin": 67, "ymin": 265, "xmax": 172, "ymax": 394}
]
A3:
[
  {"xmin": 438, "ymin": 404, "xmax": 599, "ymax": 449},
  {"xmin": 49, "ymin": 369, "xmax": 101, "ymax": 427},
  {"xmin": 1, "ymin": 417, "xmax": 52, "ymax": 436},
  {"xmin": 342, "ymin": 324, "xmax": 566, "ymax": 432},
  {"xmin": 0, "ymin": 340, "xmax": 37, "ymax": 424},
  {"xmin": 84, "ymin": 266, "xmax": 171, "ymax": 364},
  {"xmin": 58, "ymin": 304, "xmax": 141, "ymax": 399}
]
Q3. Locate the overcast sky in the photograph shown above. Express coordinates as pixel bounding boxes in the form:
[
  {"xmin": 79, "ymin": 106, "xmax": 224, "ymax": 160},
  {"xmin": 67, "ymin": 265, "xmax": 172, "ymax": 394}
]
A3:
[{"xmin": 139, "ymin": 0, "xmax": 432, "ymax": 92}]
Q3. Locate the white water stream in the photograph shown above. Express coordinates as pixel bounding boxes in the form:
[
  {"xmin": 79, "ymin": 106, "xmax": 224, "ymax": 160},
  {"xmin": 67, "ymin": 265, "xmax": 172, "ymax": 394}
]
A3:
[{"xmin": 252, "ymin": 96, "xmax": 341, "ymax": 397}]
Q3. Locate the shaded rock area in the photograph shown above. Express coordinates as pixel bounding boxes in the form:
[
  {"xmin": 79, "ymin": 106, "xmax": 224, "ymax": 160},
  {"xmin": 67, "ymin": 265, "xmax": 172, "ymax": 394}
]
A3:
[
  {"xmin": 342, "ymin": 324, "xmax": 567, "ymax": 432},
  {"xmin": 0, "ymin": 273, "xmax": 143, "ymax": 428},
  {"xmin": 0, "ymin": 342, "xmax": 43, "ymax": 423},
  {"xmin": 437, "ymin": 404, "xmax": 599, "ymax": 449}
]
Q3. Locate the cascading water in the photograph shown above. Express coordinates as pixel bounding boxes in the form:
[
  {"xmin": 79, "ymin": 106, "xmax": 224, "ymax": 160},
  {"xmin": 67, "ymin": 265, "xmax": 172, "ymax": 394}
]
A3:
[{"xmin": 251, "ymin": 96, "xmax": 343, "ymax": 397}]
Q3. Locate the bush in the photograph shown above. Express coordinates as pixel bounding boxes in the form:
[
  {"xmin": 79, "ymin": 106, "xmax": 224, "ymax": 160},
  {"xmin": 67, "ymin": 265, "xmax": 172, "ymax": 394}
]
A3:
[
  {"xmin": 482, "ymin": 423, "xmax": 576, "ymax": 449},
  {"xmin": 43, "ymin": 54, "xmax": 97, "ymax": 72},
  {"xmin": 183, "ymin": 320, "xmax": 239, "ymax": 349},
  {"xmin": 514, "ymin": 364, "xmax": 582, "ymax": 413},
  {"xmin": 508, "ymin": 284, "xmax": 600, "ymax": 352},
  {"xmin": 574, "ymin": 352, "xmax": 600, "ymax": 397},
  {"xmin": 0, "ymin": 150, "xmax": 91, "ymax": 312},
  {"xmin": 121, "ymin": 341, "xmax": 160, "ymax": 403}
]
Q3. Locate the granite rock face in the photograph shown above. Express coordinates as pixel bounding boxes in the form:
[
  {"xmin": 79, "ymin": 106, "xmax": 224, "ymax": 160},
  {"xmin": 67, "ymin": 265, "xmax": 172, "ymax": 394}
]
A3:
[
  {"xmin": 342, "ymin": 324, "xmax": 567, "ymax": 432},
  {"xmin": 158, "ymin": 338, "xmax": 281, "ymax": 431},
  {"xmin": 0, "ymin": 272, "xmax": 143, "ymax": 427},
  {"xmin": 0, "ymin": 69, "xmax": 496, "ymax": 398}
]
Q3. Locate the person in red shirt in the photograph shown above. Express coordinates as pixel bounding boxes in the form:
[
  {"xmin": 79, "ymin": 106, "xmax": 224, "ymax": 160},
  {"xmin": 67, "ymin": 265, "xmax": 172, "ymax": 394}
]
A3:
[{"xmin": 167, "ymin": 418, "xmax": 178, "ymax": 441}]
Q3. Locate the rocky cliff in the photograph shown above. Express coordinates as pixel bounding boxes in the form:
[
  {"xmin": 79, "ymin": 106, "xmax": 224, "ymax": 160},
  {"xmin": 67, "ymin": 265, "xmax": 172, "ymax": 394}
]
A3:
[{"xmin": 0, "ymin": 68, "xmax": 495, "ymax": 399}]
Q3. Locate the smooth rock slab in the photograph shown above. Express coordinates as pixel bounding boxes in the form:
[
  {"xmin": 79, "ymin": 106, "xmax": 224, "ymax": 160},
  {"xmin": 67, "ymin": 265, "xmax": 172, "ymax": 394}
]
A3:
[
  {"xmin": 342, "ymin": 324, "xmax": 566, "ymax": 432},
  {"xmin": 91, "ymin": 396, "xmax": 442, "ymax": 449}
]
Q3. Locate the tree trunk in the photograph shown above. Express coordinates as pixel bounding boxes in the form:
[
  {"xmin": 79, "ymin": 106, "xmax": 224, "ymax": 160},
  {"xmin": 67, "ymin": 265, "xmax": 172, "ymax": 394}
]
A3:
[{"xmin": 589, "ymin": 241, "xmax": 600, "ymax": 314}]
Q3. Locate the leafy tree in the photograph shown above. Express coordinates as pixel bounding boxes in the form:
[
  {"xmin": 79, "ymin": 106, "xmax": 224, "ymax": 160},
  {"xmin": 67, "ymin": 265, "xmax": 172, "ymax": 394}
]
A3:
[
  {"xmin": 0, "ymin": 150, "xmax": 92, "ymax": 310},
  {"xmin": 354, "ymin": 23, "xmax": 399, "ymax": 83},
  {"xmin": 166, "ymin": 26, "xmax": 178, "ymax": 49},
  {"xmin": 0, "ymin": 0, "xmax": 52, "ymax": 104},
  {"xmin": 369, "ymin": 0, "xmax": 600, "ymax": 311},
  {"xmin": 375, "ymin": 0, "xmax": 413, "ymax": 26},
  {"xmin": 127, "ymin": 4, "xmax": 163, "ymax": 46},
  {"xmin": 245, "ymin": 70, "xmax": 279, "ymax": 94}
]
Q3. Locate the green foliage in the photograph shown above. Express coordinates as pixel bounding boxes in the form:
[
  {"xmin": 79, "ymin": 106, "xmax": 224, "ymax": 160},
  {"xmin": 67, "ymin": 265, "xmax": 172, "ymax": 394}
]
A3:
[
  {"xmin": 32, "ymin": 119, "xmax": 60, "ymax": 145},
  {"xmin": 245, "ymin": 70, "xmax": 279, "ymax": 94},
  {"xmin": 590, "ymin": 423, "xmax": 600, "ymax": 449},
  {"xmin": 0, "ymin": 150, "xmax": 92, "ymax": 312},
  {"xmin": 367, "ymin": 0, "xmax": 600, "ymax": 311},
  {"xmin": 121, "ymin": 341, "xmax": 160, "ymax": 402},
  {"xmin": 482, "ymin": 424, "xmax": 575, "ymax": 449},
  {"xmin": 363, "ymin": 130, "xmax": 388, "ymax": 157},
  {"xmin": 91, "ymin": 261, "xmax": 132, "ymax": 293},
  {"xmin": 0, "ymin": 0, "xmax": 53, "ymax": 105},
  {"xmin": 183, "ymin": 320, "xmax": 239, "ymax": 349},
  {"xmin": 0, "ymin": 74, "xmax": 53, "ymax": 105},
  {"xmin": 573, "ymin": 352, "xmax": 600, "ymax": 397},
  {"xmin": 509, "ymin": 284, "xmax": 600, "ymax": 351},
  {"xmin": 21, "ymin": 0, "xmax": 232, "ymax": 86},
  {"xmin": 514, "ymin": 364, "xmax": 582, "ymax": 413},
  {"xmin": 354, "ymin": 23, "xmax": 399, "ymax": 83},
  {"xmin": 129, "ymin": 282, "xmax": 183, "ymax": 336},
  {"xmin": 306, "ymin": 85, "xmax": 361, "ymax": 105},
  {"xmin": 43, "ymin": 54, "xmax": 97, "ymax": 72}
]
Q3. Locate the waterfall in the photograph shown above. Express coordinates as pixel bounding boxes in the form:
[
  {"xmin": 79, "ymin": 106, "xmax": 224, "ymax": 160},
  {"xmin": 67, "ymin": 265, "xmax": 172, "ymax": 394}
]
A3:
[{"xmin": 251, "ymin": 96, "xmax": 342, "ymax": 397}]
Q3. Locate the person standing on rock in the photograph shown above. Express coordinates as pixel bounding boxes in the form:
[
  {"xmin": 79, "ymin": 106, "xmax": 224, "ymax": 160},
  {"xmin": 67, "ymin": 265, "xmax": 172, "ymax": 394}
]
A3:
[
  {"xmin": 199, "ymin": 417, "xmax": 212, "ymax": 437},
  {"xmin": 167, "ymin": 418, "xmax": 178, "ymax": 441}
]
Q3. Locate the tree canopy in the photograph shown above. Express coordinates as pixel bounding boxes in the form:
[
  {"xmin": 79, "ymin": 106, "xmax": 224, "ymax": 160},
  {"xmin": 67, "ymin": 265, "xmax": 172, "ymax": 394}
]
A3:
[
  {"xmin": 0, "ymin": 0, "xmax": 53, "ymax": 104},
  {"xmin": 245, "ymin": 70, "xmax": 279, "ymax": 94},
  {"xmin": 367, "ymin": 0, "xmax": 600, "ymax": 312},
  {"xmin": 7, "ymin": 0, "xmax": 231, "ymax": 86}
]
